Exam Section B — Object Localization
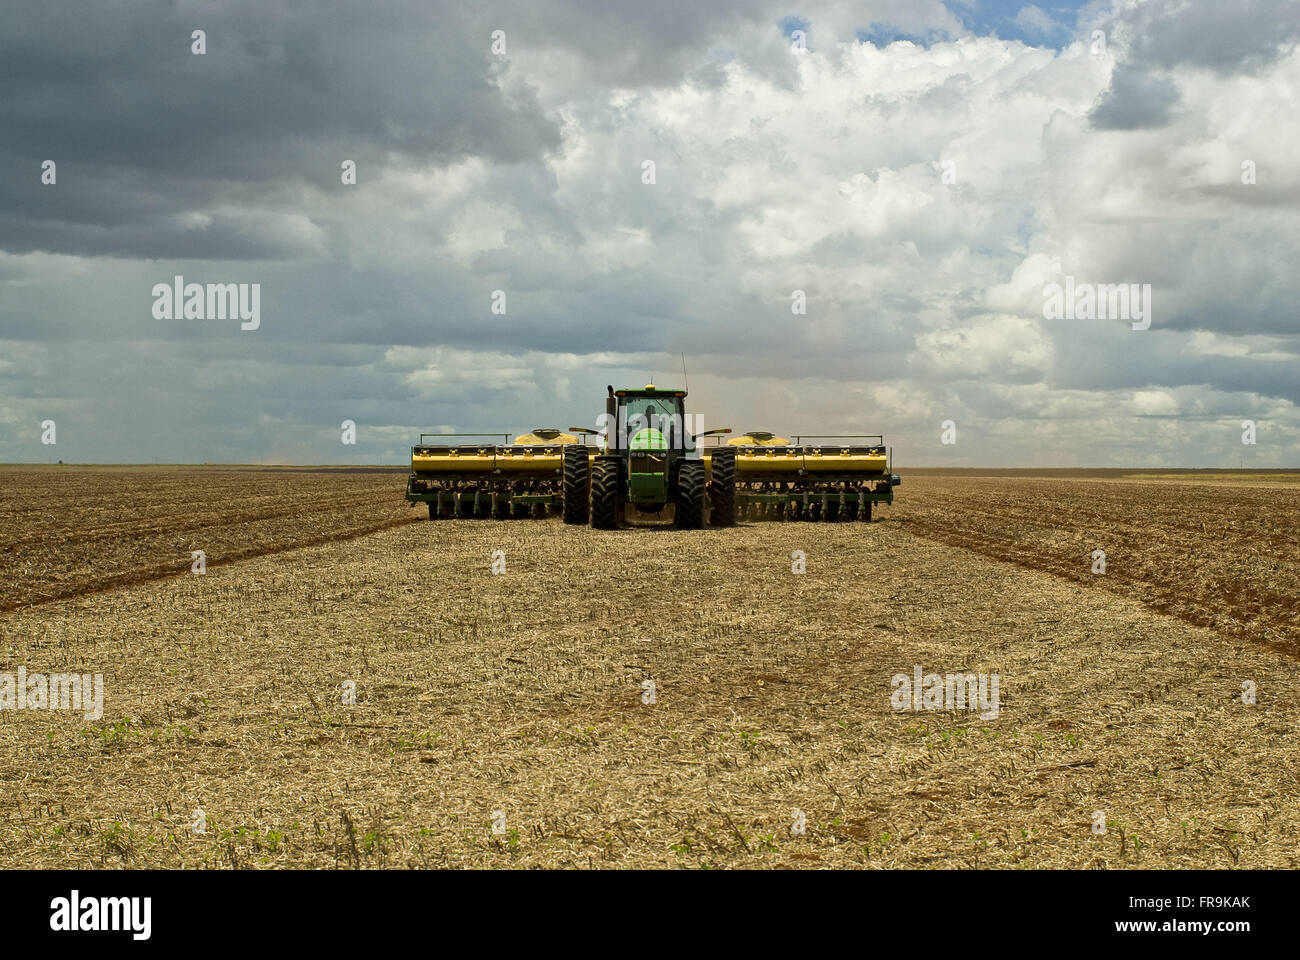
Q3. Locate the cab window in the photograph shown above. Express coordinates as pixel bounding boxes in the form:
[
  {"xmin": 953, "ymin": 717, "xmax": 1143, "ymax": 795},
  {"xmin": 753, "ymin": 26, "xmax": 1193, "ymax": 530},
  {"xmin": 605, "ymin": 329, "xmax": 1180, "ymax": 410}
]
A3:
[{"xmin": 622, "ymin": 397, "xmax": 684, "ymax": 446}]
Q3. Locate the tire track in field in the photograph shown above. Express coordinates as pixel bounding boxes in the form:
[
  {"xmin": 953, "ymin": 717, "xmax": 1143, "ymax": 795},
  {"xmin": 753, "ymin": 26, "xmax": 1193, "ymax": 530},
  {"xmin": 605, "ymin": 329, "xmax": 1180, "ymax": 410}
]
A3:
[{"xmin": 0, "ymin": 515, "xmax": 423, "ymax": 615}]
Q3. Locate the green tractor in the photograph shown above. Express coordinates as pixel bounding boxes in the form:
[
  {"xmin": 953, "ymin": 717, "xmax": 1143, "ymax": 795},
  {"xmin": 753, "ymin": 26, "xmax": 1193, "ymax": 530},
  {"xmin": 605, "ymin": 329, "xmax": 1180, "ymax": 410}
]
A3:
[
  {"xmin": 562, "ymin": 384, "xmax": 735, "ymax": 529},
  {"xmin": 404, "ymin": 383, "xmax": 898, "ymax": 527}
]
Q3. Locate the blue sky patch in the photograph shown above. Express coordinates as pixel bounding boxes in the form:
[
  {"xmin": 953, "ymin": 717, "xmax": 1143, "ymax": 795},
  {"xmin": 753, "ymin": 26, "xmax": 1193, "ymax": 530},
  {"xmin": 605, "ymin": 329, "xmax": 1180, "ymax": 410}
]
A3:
[{"xmin": 783, "ymin": 1, "xmax": 1093, "ymax": 51}]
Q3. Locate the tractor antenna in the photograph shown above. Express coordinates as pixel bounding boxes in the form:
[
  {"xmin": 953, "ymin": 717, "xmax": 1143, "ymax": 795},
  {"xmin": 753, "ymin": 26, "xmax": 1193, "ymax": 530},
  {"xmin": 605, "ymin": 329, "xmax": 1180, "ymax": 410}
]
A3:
[{"xmin": 681, "ymin": 353, "xmax": 689, "ymax": 393}]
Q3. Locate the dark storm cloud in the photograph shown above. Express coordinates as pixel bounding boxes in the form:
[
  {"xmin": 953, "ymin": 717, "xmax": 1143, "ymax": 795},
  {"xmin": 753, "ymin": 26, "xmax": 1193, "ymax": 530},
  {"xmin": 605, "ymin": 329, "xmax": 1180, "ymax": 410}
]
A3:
[
  {"xmin": 0, "ymin": 0, "xmax": 825, "ymax": 261},
  {"xmin": 1088, "ymin": 63, "xmax": 1180, "ymax": 130},
  {"xmin": 1088, "ymin": 0, "xmax": 1300, "ymax": 133},
  {"xmin": 1112, "ymin": 0, "xmax": 1300, "ymax": 75},
  {"xmin": 0, "ymin": 0, "xmax": 561, "ymax": 259}
]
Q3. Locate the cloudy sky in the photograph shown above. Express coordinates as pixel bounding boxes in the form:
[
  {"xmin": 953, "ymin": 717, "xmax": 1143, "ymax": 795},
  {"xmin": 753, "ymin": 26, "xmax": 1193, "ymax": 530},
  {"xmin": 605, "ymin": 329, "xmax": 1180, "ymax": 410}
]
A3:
[{"xmin": 1, "ymin": 0, "xmax": 1297, "ymax": 466}]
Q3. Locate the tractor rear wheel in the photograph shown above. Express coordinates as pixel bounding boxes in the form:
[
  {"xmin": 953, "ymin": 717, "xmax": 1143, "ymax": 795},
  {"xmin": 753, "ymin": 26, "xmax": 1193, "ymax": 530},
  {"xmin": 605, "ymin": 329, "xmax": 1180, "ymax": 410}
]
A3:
[
  {"xmin": 590, "ymin": 458, "xmax": 622, "ymax": 529},
  {"xmin": 562, "ymin": 446, "xmax": 590, "ymax": 525},
  {"xmin": 708, "ymin": 449, "xmax": 737, "ymax": 526},
  {"xmin": 674, "ymin": 460, "xmax": 706, "ymax": 529}
]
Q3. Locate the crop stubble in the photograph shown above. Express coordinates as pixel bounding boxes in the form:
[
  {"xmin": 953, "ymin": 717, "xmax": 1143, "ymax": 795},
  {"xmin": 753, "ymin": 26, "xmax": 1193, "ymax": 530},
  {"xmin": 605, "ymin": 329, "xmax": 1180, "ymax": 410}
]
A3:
[
  {"xmin": 0, "ymin": 467, "xmax": 1296, "ymax": 868},
  {"xmin": 0, "ymin": 466, "xmax": 413, "ymax": 610},
  {"xmin": 895, "ymin": 474, "xmax": 1300, "ymax": 659}
]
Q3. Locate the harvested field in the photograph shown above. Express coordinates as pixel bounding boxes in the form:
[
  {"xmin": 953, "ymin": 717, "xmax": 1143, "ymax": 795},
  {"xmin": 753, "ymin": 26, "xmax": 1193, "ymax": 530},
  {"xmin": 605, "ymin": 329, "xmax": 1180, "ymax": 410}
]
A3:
[
  {"xmin": 0, "ymin": 467, "xmax": 1297, "ymax": 869},
  {"xmin": 895, "ymin": 474, "xmax": 1300, "ymax": 660},
  {"xmin": 0, "ymin": 466, "xmax": 410, "ymax": 611}
]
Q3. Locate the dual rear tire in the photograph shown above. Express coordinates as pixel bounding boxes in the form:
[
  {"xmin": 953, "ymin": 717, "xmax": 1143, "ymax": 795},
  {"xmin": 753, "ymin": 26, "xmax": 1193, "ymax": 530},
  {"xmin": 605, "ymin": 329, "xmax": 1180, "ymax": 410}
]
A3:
[
  {"xmin": 708, "ymin": 449, "xmax": 737, "ymax": 527},
  {"xmin": 564, "ymin": 447, "xmax": 737, "ymax": 530},
  {"xmin": 562, "ymin": 446, "xmax": 590, "ymax": 525},
  {"xmin": 590, "ymin": 458, "xmax": 623, "ymax": 529},
  {"xmin": 674, "ymin": 460, "xmax": 706, "ymax": 529}
]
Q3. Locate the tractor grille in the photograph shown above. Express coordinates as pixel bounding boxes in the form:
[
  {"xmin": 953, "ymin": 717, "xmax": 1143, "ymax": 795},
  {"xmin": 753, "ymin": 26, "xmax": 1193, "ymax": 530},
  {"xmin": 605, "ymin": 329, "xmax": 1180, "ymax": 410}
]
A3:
[{"xmin": 630, "ymin": 453, "xmax": 664, "ymax": 474}]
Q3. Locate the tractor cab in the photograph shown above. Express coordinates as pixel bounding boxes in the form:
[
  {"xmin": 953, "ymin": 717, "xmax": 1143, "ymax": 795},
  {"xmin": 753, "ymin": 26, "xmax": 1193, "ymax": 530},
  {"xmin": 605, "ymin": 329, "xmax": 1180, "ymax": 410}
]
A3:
[
  {"xmin": 613, "ymin": 385, "xmax": 688, "ymax": 451},
  {"xmin": 611, "ymin": 385, "xmax": 685, "ymax": 507}
]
